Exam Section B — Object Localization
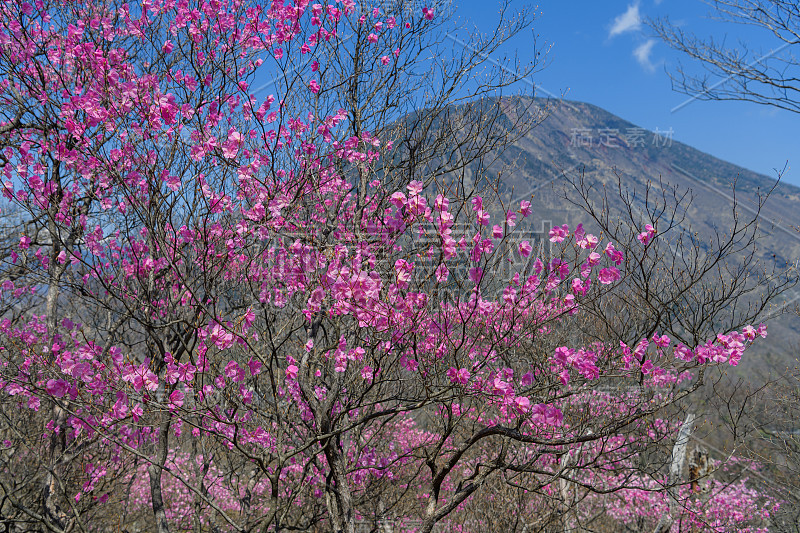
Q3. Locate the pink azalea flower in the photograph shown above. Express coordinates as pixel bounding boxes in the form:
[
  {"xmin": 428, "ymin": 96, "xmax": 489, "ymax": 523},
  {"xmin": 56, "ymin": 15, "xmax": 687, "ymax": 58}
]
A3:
[
  {"xmin": 407, "ymin": 180, "xmax": 423, "ymax": 196},
  {"xmin": 46, "ymin": 379, "xmax": 68, "ymax": 398},
  {"xmin": 168, "ymin": 390, "xmax": 185, "ymax": 409},
  {"xmin": 506, "ymin": 211, "xmax": 517, "ymax": 227},
  {"xmin": 435, "ymin": 263, "xmax": 449, "ymax": 282},
  {"xmin": 468, "ymin": 267, "xmax": 483, "ymax": 284},
  {"xmin": 514, "ymin": 396, "xmax": 530, "ymax": 412},
  {"xmin": 604, "ymin": 242, "xmax": 624, "ymax": 265},
  {"xmin": 597, "ymin": 267, "xmax": 621, "ymax": 285},
  {"xmin": 224, "ymin": 361, "xmax": 245, "ymax": 382},
  {"xmin": 361, "ymin": 366, "xmax": 374, "ymax": 381},
  {"xmin": 447, "ymin": 367, "xmax": 470, "ymax": 385},
  {"xmin": 247, "ymin": 358, "xmax": 262, "ymax": 376},
  {"xmin": 177, "ymin": 362, "xmax": 196, "ymax": 382},
  {"xmin": 548, "ymin": 224, "xmax": 569, "ymax": 243},
  {"xmin": 637, "ymin": 224, "xmax": 656, "ymax": 245},
  {"xmin": 390, "ymin": 191, "xmax": 407, "ymax": 207}
]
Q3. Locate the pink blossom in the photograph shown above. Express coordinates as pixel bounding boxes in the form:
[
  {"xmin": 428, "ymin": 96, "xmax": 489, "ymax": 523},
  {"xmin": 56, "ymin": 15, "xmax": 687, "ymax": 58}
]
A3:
[
  {"xmin": 468, "ymin": 267, "xmax": 483, "ymax": 284},
  {"xmin": 168, "ymin": 390, "xmax": 185, "ymax": 409},
  {"xmin": 394, "ymin": 259, "xmax": 413, "ymax": 287},
  {"xmin": 177, "ymin": 362, "xmax": 196, "ymax": 382},
  {"xmin": 407, "ymin": 180, "xmax": 423, "ymax": 196},
  {"xmin": 674, "ymin": 344, "xmax": 694, "ymax": 361},
  {"xmin": 157, "ymin": 93, "xmax": 177, "ymax": 125},
  {"xmin": 576, "ymin": 225, "xmax": 598, "ymax": 248},
  {"xmin": 514, "ymin": 396, "xmax": 530, "ymax": 412},
  {"xmin": 447, "ymin": 367, "xmax": 470, "ymax": 385},
  {"xmin": 390, "ymin": 191, "xmax": 407, "ymax": 207},
  {"xmin": 46, "ymin": 379, "xmax": 68, "ymax": 398},
  {"xmin": 604, "ymin": 242, "xmax": 624, "ymax": 265},
  {"xmin": 361, "ymin": 366, "xmax": 373, "ymax": 381},
  {"xmin": 143, "ymin": 370, "xmax": 159, "ymax": 391},
  {"xmin": 548, "ymin": 224, "xmax": 569, "ymax": 243},
  {"xmin": 111, "ymin": 393, "xmax": 128, "ymax": 419},
  {"xmin": 28, "ymin": 396, "xmax": 40, "ymax": 411},
  {"xmin": 653, "ymin": 333, "xmax": 670, "ymax": 348},
  {"xmin": 550, "ymin": 259, "xmax": 569, "ymax": 279},
  {"xmin": 571, "ymin": 277, "xmax": 590, "ymax": 295},
  {"xmin": 435, "ymin": 263, "xmax": 449, "ymax": 282},
  {"xmin": 224, "ymin": 361, "xmax": 245, "ymax": 382},
  {"xmin": 222, "ymin": 130, "xmax": 242, "ymax": 159},
  {"xmin": 597, "ymin": 267, "xmax": 621, "ymax": 285},
  {"xmin": 637, "ymin": 224, "xmax": 656, "ymax": 245},
  {"xmin": 247, "ymin": 358, "xmax": 262, "ymax": 376},
  {"xmin": 164, "ymin": 364, "xmax": 180, "ymax": 384}
]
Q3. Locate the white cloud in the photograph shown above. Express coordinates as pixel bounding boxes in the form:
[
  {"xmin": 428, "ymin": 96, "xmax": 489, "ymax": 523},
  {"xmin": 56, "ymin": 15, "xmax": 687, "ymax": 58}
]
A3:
[
  {"xmin": 633, "ymin": 39, "xmax": 657, "ymax": 71},
  {"xmin": 609, "ymin": 2, "xmax": 642, "ymax": 38}
]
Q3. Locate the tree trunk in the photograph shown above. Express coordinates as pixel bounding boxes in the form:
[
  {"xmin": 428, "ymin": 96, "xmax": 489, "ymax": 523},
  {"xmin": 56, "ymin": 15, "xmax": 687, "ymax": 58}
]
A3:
[
  {"xmin": 148, "ymin": 416, "xmax": 172, "ymax": 533},
  {"xmin": 323, "ymin": 439, "xmax": 356, "ymax": 533},
  {"xmin": 653, "ymin": 413, "xmax": 695, "ymax": 533},
  {"xmin": 41, "ymin": 404, "xmax": 67, "ymax": 531}
]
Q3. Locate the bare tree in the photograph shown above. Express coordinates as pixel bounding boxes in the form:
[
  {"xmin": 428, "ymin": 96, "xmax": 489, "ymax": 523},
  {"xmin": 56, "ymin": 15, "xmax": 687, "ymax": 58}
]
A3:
[
  {"xmin": 649, "ymin": 0, "xmax": 800, "ymax": 113},
  {"xmin": 561, "ymin": 171, "xmax": 795, "ymax": 349}
]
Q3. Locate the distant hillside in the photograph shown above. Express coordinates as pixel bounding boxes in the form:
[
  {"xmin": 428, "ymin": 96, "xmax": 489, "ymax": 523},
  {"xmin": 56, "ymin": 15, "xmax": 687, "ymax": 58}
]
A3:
[{"xmin": 469, "ymin": 97, "xmax": 800, "ymax": 375}]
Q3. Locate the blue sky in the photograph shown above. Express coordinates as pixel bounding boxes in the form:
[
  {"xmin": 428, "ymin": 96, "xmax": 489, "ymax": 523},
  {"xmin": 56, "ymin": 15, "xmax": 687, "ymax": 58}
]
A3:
[{"xmin": 453, "ymin": 0, "xmax": 799, "ymax": 186}]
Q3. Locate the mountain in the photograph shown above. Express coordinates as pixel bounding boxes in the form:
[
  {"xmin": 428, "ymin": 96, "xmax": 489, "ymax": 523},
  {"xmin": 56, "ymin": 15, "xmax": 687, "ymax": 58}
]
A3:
[{"xmin": 475, "ymin": 97, "xmax": 800, "ymax": 375}]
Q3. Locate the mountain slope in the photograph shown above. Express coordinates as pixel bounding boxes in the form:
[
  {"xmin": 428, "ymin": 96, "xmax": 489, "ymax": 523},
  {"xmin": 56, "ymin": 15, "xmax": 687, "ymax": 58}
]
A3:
[{"xmin": 482, "ymin": 97, "xmax": 800, "ymax": 374}]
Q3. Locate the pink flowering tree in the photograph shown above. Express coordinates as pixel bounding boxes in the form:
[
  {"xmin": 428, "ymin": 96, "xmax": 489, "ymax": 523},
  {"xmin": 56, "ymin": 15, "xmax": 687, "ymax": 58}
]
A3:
[
  {"xmin": 0, "ymin": 0, "xmax": 784, "ymax": 532},
  {"xmin": 561, "ymin": 174, "xmax": 792, "ymax": 349}
]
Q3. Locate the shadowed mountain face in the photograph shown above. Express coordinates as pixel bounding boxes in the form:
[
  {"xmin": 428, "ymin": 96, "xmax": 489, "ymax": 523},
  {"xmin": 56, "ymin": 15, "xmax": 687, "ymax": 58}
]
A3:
[{"xmin": 472, "ymin": 97, "xmax": 800, "ymax": 375}]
